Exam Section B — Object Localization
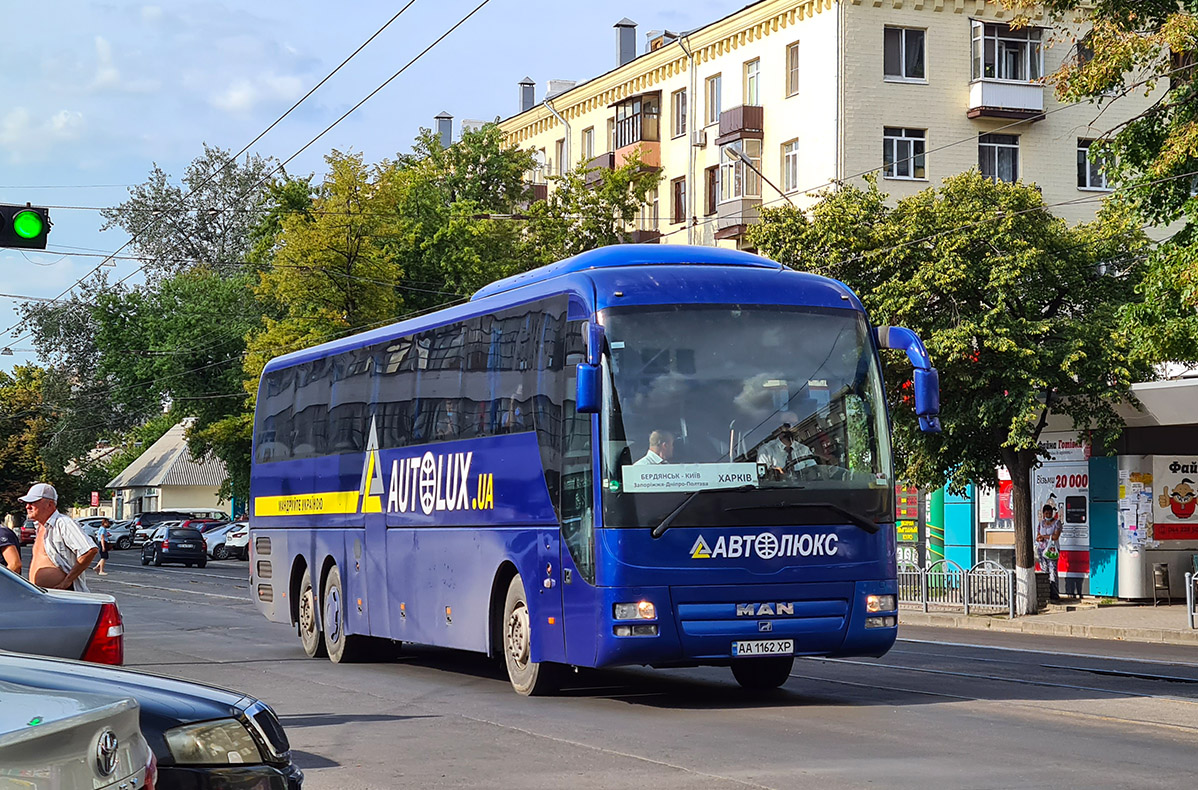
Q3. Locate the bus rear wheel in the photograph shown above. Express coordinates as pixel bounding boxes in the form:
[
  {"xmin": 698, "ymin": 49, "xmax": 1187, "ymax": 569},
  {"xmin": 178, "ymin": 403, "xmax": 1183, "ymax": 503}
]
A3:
[
  {"xmin": 731, "ymin": 656, "xmax": 795, "ymax": 691},
  {"xmin": 322, "ymin": 565, "xmax": 370, "ymax": 663},
  {"xmin": 502, "ymin": 574, "xmax": 559, "ymax": 696},
  {"xmin": 298, "ymin": 567, "xmax": 327, "ymax": 658}
]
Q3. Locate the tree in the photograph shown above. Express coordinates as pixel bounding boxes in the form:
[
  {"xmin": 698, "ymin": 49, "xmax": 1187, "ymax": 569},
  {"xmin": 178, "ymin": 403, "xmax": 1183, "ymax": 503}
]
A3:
[
  {"xmin": 748, "ymin": 172, "xmax": 1152, "ymax": 612},
  {"xmin": 525, "ymin": 150, "xmax": 664, "ymax": 262},
  {"xmin": 100, "ymin": 143, "xmax": 279, "ymax": 282},
  {"xmin": 1007, "ymin": 0, "xmax": 1198, "ymax": 365},
  {"xmin": 0, "ymin": 365, "xmax": 51, "ymax": 508}
]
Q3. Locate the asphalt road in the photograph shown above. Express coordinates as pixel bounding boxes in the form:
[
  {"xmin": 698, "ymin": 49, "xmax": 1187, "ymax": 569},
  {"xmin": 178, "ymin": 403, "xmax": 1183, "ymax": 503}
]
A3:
[{"xmin": 86, "ymin": 549, "xmax": 1198, "ymax": 789}]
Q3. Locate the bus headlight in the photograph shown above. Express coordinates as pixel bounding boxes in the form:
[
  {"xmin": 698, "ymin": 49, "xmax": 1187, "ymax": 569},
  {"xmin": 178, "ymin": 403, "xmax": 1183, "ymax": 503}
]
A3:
[
  {"xmin": 865, "ymin": 594, "xmax": 896, "ymax": 613},
  {"xmin": 613, "ymin": 601, "xmax": 656, "ymax": 620},
  {"xmin": 865, "ymin": 616, "xmax": 897, "ymax": 629},
  {"xmin": 165, "ymin": 719, "xmax": 263, "ymax": 765}
]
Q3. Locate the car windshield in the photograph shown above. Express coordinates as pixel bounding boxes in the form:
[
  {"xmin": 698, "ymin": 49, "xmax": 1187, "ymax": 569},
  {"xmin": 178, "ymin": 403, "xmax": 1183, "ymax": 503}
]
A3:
[{"xmin": 600, "ymin": 304, "xmax": 894, "ymax": 528}]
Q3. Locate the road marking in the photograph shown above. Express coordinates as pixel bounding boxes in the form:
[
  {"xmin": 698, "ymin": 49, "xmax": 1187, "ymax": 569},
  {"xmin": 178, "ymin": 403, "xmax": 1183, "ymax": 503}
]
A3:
[
  {"xmin": 898, "ymin": 636, "xmax": 1198, "ymax": 670},
  {"xmin": 99, "ymin": 578, "xmax": 250, "ymax": 602},
  {"xmin": 108, "ymin": 562, "xmax": 247, "ymax": 582}
]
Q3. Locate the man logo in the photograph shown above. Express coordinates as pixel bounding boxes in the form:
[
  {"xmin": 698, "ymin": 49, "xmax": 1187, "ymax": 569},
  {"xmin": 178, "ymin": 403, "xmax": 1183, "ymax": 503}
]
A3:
[{"xmin": 758, "ymin": 620, "xmax": 773, "ymax": 632}]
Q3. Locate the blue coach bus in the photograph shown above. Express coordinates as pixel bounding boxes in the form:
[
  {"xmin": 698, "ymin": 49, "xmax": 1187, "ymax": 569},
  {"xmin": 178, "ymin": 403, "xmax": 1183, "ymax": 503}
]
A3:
[{"xmin": 249, "ymin": 245, "xmax": 941, "ymax": 695}]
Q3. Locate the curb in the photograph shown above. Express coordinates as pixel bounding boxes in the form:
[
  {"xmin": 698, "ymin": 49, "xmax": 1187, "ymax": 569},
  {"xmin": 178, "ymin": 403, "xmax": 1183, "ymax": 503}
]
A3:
[{"xmin": 898, "ymin": 610, "xmax": 1198, "ymax": 647}]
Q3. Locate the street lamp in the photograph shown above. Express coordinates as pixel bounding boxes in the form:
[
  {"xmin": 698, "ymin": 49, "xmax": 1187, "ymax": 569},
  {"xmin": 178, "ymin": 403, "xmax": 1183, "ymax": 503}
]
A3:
[{"xmin": 723, "ymin": 146, "xmax": 796, "ymax": 208}]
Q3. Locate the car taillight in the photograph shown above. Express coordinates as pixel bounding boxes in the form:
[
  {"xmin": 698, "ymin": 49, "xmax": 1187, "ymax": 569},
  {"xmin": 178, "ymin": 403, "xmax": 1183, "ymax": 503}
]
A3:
[
  {"xmin": 162, "ymin": 540, "xmax": 170, "ymax": 550},
  {"xmin": 81, "ymin": 601, "xmax": 124, "ymax": 665},
  {"xmin": 202, "ymin": 539, "xmax": 208, "ymax": 550}
]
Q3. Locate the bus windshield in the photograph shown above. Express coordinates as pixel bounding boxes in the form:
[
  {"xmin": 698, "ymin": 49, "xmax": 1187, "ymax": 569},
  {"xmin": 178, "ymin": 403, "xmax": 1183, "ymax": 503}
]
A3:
[{"xmin": 601, "ymin": 304, "xmax": 894, "ymax": 529}]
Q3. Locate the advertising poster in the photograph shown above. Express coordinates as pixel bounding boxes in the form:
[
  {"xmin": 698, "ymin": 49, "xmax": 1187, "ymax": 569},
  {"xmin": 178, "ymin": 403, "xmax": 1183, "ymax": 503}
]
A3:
[
  {"xmin": 1033, "ymin": 432, "xmax": 1091, "ymax": 580},
  {"xmin": 1152, "ymin": 456, "xmax": 1198, "ymax": 541}
]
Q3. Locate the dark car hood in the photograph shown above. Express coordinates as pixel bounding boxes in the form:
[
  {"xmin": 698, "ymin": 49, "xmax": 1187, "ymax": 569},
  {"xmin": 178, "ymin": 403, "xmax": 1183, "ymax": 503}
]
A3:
[{"xmin": 0, "ymin": 651, "xmax": 251, "ymax": 763}]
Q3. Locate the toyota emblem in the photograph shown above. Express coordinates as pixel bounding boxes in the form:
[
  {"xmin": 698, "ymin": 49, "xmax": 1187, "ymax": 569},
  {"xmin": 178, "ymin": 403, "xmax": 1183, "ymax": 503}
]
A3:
[{"xmin": 95, "ymin": 729, "xmax": 120, "ymax": 777}]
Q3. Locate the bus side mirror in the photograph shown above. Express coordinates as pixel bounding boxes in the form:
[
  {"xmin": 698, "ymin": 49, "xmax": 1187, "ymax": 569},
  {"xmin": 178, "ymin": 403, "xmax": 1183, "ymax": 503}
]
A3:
[
  {"xmin": 913, "ymin": 367, "xmax": 941, "ymax": 433},
  {"xmin": 875, "ymin": 325, "xmax": 941, "ymax": 434},
  {"xmin": 585, "ymin": 321, "xmax": 605, "ymax": 366},
  {"xmin": 576, "ymin": 363, "xmax": 601, "ymax": 413}
]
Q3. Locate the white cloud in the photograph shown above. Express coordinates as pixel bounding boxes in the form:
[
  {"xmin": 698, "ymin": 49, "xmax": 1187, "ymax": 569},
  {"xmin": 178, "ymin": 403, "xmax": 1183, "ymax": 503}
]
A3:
[
  {"xmin": 92, "ymin": 36, "xmax": 121, "ymax": 90},
  {"xmin": 209, "ymin": 73, "xmax": 304, "ymax": 113},
  {"xmin": 0, "ymin": 106, "xmax": 87, "ymax": 163},
  {"xmin": 141, "ymin": 5, "xmax": 164, "ymax": 23}
]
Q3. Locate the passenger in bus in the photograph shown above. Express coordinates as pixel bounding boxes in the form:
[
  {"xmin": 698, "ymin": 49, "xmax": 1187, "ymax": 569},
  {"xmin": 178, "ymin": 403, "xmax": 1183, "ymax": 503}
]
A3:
[
  {"xmin": 633, "ymin": 430, "xmax": 675, "ymax": 465},
  {"xmin": 756, "ymin": 412, "xmax": 816, "ymax": 480}
]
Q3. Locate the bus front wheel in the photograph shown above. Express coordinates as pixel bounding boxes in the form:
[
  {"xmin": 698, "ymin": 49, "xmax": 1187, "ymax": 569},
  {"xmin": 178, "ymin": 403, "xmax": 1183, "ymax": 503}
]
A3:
[
  {"xmin": 502, "ymin": 575, "xmax": 559, "ymax": 696},
  {"xmin": 322, "ymin": 565, "xmax": 370, "ymax": 663},
  {"xmin": 731, "ymin": 656, "xmax": 794, "ymax": 691},
  {"xmin": 298, "ymin": 567, "xmax": 327, "ymax": 658}
]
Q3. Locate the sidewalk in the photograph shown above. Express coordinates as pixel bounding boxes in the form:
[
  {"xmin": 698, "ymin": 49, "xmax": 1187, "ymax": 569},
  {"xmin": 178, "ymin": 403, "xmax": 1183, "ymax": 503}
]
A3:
[{"xmin": 900, "ymin": 599, "xmax": 1198, "ymax": 647}]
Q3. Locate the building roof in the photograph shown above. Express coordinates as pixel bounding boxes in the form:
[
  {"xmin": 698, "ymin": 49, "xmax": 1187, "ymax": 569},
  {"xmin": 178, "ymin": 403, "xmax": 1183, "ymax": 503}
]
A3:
[{"xmin": 106, "ymin": 421, "xmax": 228, "ymax": 490}]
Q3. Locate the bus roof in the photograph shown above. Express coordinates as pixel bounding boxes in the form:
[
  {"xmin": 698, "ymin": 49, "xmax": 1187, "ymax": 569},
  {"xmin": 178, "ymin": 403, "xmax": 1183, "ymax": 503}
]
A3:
[{"xmin": 471, "ymin": 245, "xmax": 782, "ymax": 301}]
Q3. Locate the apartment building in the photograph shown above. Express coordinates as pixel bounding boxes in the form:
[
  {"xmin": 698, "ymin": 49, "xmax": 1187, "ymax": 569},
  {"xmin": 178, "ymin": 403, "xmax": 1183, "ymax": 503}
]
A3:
[{"xmin": 498, "ymin": 0, "xmax": 1157, "ymax": 248}]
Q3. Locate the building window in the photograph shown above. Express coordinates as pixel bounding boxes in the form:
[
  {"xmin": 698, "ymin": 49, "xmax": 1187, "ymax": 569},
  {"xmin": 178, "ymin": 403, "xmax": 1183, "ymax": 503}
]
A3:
[
  {"xmin": 640, "ymin": 187, "xmax": 659, "ymax": 232},
  {"xmin": 719, "ymin": 139, "xmax": 762, "ymax": 202},
  {"xmin": 705, "ymin": 74, "xmax": 722, "ymax": 125},
  {"xmin": 786, "ymin": 42, "xmax": 800, "ymax": 96},
  {"xmin": 671, "ymin": 177, "xmax": 687, "ymax": 224},
  {"xmin": 705, "ymin": 166, "xmax": 719, "ymax": 215},
  {"xmin": 1077, "ymin": 139, "xmax": 1112, "ymax": 190},
  {"xmin": 555, "ymin": 138, "xmax": 566, "ymax": 175},
  {"xmin": 979, "ymin": 133, "xmax": 1019, "ymax": 183},
  {"xmin": 671, "ymin": 89, "xmax": 687, "ymax": 138},
  {"xmin": 581, "ymin": 127, "xmax": 595, "ymax": 161},
  {"xmin": 606, "ymin": 118, "xmax": 615, "ymax": 152},
  {"xmin": 781, "ymin": 139, "xmax": 800, "ymax": 193},
  {"xmin": 972, "ymin": 21, "xmax": 1043, "ymax": 82},
  {"xmin": 744, "ymin": 59, "xmax": 761, "ymax": 106},
  {"xmin": 884, "ymin": 27, "xmax": 926, "ymax": 81},
  {"xmin": 883, "ymin": 127, "xmax": 926, "ymax": 180}
]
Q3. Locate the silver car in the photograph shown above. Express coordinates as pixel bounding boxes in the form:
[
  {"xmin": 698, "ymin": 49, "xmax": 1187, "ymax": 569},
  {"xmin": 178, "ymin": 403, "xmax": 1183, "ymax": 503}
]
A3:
[
  {"xmin": 0, "ymin": 566, "xmax": 125, "ymax": 665},
  {"xmin": 0, "ymin": 680, "xmax": 153, "ymax": 789}
]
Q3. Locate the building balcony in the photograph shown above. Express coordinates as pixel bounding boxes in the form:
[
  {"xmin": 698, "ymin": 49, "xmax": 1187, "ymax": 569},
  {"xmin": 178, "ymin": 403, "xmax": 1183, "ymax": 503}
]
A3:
[
  {"xmin": 584, "ymin": 152, "xmax": 615, "ymax": 186},
  {"xmin": 967, "ymin": 79, "xmax": 1045, "ymax": 121},
  {"xmin": 714, "ymin": 197, "xmax": 761, "ymax": 241},
  {"xmin": 615, "ymin": 139, "xmax": 660, "ymax": 169},
  {"xmin": 716, "ymin": 105, "xmax": 764, "ymax": 145}
]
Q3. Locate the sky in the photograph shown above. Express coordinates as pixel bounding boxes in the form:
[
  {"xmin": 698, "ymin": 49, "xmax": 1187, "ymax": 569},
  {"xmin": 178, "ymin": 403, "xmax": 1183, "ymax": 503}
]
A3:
[{"xmin": 0, "ymin": 0, "xmax": 740, "ymax": 372}]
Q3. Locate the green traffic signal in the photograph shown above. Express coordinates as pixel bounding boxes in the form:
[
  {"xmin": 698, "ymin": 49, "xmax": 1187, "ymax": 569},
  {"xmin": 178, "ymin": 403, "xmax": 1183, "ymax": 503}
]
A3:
[
  {"xmin": 12, "ymin": 209, "xmax": 44, "ymax": 240},
  {"xmin": 0, "ymin": 204, "xmax": 50, "ymax": 249}
]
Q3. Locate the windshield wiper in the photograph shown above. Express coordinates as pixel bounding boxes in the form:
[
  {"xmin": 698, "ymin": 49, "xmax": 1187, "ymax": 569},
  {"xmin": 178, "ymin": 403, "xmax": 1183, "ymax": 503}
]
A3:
[
  {"xmin": 725, "ymin": 500, "xmax": 880, "ymax": 534},
  {"xmin": 650, "ymin": 485, "xmax": 756, "ymax": 539}
]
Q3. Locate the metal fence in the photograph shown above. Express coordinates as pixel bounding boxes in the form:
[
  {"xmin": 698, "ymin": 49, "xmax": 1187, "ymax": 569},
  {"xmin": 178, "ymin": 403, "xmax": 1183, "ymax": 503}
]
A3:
[{"xmin": 898, "ymin": 559, "xmax": 1016, "ymax": 618}]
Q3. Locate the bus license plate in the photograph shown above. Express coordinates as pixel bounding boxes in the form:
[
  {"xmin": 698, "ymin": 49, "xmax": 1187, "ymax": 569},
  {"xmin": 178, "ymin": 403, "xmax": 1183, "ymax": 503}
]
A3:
[{"xmin": 732, "ymin": 639, "xmax": 794, "ymax": 657}]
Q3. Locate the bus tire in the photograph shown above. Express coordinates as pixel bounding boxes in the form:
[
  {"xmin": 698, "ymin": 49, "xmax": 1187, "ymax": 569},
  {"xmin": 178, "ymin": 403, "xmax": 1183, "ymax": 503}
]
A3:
[
  {"xmin": 298, "ymin": 567, "xmax": 327, "ymax": 658},
  {"xmin": 731, "ymin": 656, "xmax": 794, "ymax": 691},
  {"xmin": 322, "ymin": 565, "xmax": 369, "ymax": 663},
  {"xmin": 502, "ymin": 574, "xmax": 559, "ymax": 696}
]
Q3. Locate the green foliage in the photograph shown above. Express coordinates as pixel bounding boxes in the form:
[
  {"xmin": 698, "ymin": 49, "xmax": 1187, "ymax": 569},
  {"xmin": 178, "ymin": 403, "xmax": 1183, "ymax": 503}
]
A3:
[
  {"xmin": 525, "ymin": 150, "xmax": 664, "ymax": 262},
  {"xmin": 748, "ymin": 172, "xmax": 1151, "ymax": 567},
  {"xmin": 0, "ymin": 365, "xmax": 51, "ymax": 505},
  {"xmin": 100, "ymin": 143, "xmax": 279, "ymax": 283},
  {"xmin": 1008, "ymin": 0, "xmax": 1198, "ymax": 365}
]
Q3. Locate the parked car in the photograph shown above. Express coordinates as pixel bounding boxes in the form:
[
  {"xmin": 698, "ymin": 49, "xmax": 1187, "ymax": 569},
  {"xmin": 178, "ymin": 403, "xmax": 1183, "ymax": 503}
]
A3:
[
  {"xmin": 0, "ymin": 565, "xmax": 124, "ymax": 665},
  {"xmin": 79, "ymin": 519, "xmax": 135, "ymax": 550},
  {"xmin": 179, "ymin": 517, "xmax": 222, "ymax": 532},
  {"xmin": 129, "ymin": 511, "xmax": 194, "ymax": 545},
  {"xmin": 199, "ymin": 519, "xmax": 231, "ymax": 532},
  {"xmin": 224, "ymin": 522, "xmax": 250, "ymax": 560},
  {"xmin": 18, "ymin": 518, "xmax": 37, "ymax": 545},
  {"xmin": 0, "ymin": 679, "xmax": 153, "ymax": 790},
  {"xmin": 140, "ymin": 527, "xmax": 207, "ymax": 568},
  {"xmin": 203, "ymin": 523, "xmax": 240, "ymax": 560},
  {"xmin": 0, "ymin": 651, "xmax": 303, "ymax": 790}
]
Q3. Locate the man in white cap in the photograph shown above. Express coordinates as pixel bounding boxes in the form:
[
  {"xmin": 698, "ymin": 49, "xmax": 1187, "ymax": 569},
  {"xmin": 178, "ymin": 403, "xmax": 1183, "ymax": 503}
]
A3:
[{"xmin": 21, "ymin": 483, "xmax": 97, "ymax": 591}]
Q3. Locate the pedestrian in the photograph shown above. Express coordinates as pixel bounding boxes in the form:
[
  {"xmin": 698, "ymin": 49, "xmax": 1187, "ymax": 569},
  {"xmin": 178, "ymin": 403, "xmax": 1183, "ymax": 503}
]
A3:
[
  {"xmin": 0, "ymin": 518, "xmax": 21, "ymax": 576},
  {"xmin": 95, "ymin": 518, "xmax": 112, "ymax": 576},
  {"xmin": 21, "ymin": 483, "xmax": 98, "ymax": 591}
]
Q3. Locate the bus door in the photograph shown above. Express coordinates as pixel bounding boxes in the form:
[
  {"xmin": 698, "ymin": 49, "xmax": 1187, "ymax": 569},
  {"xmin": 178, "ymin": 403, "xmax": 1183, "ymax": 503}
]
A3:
[{"xmin": 557, "ymin": 352, "xmax": 597, "ymax": 664}]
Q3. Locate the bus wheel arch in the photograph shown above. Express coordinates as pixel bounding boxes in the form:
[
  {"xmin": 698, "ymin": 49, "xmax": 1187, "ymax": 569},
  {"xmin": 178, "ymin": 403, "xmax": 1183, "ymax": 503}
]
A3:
[{"xmin": 488, "ymin": 562, "xmax": 519, "ymax": 659}]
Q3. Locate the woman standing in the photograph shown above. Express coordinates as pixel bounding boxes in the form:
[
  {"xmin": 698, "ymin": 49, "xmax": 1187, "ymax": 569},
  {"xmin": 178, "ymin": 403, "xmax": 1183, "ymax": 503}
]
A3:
[{"xmin": 95, "ymin": 518, "xmax": 112, "ymax": 576}]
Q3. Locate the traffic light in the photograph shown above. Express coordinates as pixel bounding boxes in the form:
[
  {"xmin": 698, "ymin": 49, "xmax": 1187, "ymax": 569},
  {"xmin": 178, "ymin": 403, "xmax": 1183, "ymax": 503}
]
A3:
[{"xmin": 0, "ymin": 204, "xmax": 50, "ymax": 249}]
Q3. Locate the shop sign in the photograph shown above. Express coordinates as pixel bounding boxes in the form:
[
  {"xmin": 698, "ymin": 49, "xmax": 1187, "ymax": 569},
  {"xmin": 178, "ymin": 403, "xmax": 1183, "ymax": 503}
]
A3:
[
  {"xmin": 1152, "ymin": 456, "xmax": 1198, "ymax": 540},
  {"xmin": 1038, "ymin": 431, "xmax": 1090, "ymax": 463}
]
